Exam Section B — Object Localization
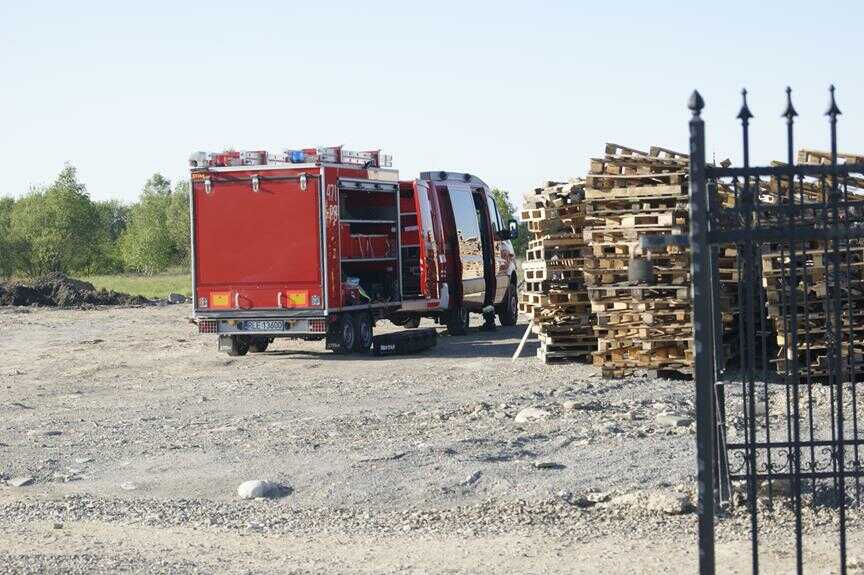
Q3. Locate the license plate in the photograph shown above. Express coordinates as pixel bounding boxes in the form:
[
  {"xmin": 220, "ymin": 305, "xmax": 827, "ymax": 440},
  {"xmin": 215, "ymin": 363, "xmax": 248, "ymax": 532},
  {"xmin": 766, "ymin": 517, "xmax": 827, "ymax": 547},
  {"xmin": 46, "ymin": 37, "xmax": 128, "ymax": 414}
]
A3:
[{"xmin": 243, "ymin": 320, "xmax": 285, "ymax": 332}]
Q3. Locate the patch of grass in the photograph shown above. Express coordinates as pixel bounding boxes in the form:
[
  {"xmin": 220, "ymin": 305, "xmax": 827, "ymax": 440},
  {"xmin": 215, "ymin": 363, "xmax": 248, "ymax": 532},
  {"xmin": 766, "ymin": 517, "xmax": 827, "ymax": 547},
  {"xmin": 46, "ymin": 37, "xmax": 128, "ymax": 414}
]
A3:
[{"xmin": 78, "ymin": 271, "xmax": 192, "ymax": 299}]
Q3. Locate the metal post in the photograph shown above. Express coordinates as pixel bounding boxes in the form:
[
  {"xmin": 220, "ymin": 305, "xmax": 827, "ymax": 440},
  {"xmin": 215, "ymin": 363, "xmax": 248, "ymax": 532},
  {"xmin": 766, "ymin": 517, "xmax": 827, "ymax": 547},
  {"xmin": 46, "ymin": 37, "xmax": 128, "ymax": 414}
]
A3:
[{"xmin": 688, "ymin": 90, "xmax": 716, "ymax": 575}]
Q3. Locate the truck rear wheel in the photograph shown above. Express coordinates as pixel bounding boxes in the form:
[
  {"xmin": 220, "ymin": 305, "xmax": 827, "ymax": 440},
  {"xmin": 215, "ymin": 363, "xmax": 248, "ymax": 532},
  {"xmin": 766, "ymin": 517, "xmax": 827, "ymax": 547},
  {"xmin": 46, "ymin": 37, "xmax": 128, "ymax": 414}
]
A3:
[
  {"xmin": 248, "ymin": 337, "xmax": 270, "ymax": 353},
  {"xmin": 497, "ymin": 282, "xmax": 518, "ymax": 326},
  {"xmin": 445, "ymin": 305, "xmax": 469, "ymax": 336},
  {"xmin": 353, "ymin": 313, "xmax": 373, "ymax": 352},
  {"xmin": 227, "ymin": 335, "xmax": 250, "ymax": 356},
  {"xmin": 332, "ymin": 314, "xmax": 356, "ymax": 354}
]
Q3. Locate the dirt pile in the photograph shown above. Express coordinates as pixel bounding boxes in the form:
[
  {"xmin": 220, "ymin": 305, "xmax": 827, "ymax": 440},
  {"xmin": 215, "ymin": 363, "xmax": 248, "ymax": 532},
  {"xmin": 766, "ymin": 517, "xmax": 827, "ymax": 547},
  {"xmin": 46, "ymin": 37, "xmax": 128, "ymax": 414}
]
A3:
[{"xmin": 0, "ymin": 273, "xmax": 150, "ymax": 307}]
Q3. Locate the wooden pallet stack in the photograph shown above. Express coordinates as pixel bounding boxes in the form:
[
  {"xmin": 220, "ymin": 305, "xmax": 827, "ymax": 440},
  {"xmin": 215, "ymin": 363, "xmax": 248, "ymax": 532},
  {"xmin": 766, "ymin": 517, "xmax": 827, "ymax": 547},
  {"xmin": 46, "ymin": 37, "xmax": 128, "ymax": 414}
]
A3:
[
  {"xmin": 762, "ymin": 149, "xmax": 864, "ymax": 378},
  {"xmin": 581, "ymin": 143, "xmax": 698, "ymax": 377},
  {"xmin": 519, "ymin": 180, "xmax": 596, "ymax": 363}
]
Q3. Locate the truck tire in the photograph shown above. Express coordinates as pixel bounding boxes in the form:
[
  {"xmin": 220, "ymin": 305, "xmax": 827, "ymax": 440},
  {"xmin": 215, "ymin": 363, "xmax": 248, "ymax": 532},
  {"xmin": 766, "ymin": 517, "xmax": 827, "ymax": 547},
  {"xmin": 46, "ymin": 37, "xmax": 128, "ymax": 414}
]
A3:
[
  {"xmin": 227, "ymin": 335, "xmax": 250, "ymax": 356},
  {"xmin": 353, "ymin": 313, "xmax": 373, "ymax": 352},
  {"xmin": 403, "ymin": 316, "xmax": 421, "ymax": 329},
  {"xmin": 497, "ymin": 282, "xmax": 518, "ymax": 326},
  {"xmin": 446, "ymin": 305, "xmax": 469, "ymax": 336},
  {"xmin": 332, "ymin": 314, "xmax": 356, "ymax": 354},
  {"xmin": 248, "ymin": 337, "xmax": 270, "ymax": 353}
]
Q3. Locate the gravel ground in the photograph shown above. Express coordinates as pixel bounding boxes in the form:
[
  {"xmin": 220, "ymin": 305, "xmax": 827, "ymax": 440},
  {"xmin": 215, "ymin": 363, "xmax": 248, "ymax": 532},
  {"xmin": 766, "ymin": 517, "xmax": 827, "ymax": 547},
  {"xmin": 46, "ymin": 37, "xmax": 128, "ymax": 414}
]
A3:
[{"xmin": 1, "ymin": 304, "xmax": 862, "ymax": 573}]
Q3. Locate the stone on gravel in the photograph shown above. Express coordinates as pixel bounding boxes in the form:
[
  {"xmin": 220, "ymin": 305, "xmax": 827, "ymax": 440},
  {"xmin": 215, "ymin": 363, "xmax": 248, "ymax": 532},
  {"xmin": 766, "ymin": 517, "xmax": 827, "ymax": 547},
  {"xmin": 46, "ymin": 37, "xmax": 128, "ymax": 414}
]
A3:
[
  {"xmin": 167, "ymin": 293, "xmax": 187, "ymax": 304},
  {"xmin": 609, "ymin": 492, "xmax": 642, "ymax": 508},
  {"xmin": 27, "ymin": 429, "xmax": 62, "ymax": 437},
  {"xmin": 556, "ymin": 436, "xmax": 575, "ymax": 448},
  {"xmin": 514, "ymin": 407, "xmax": 549, "ymax": 424},
  {"xmin": 584, "ymin": 491, "xmax": 610, "ymax": 504},
  {"xmin": 655, "ymin": 414, "xmax": 693, "ymax": 428},
  {"xmin": 532, "ymin": 461, "xmax": 565, "ymax": 470},
  {"xmin": 645, "ymin": 491, "xmax": 692, "ymax": 515},
  {"xmin": 598, "ymin": 422, "xmax": 621, "ymax": 434},
  {"xmin": 237, "ymin": 480, "xmax": 284, "ymax": 499},
  {"xmin": 462, "ymin": 471, "xmax": 482, "ymax": 486},
  {"xmin": 8, "ymin": 476, "xmax": 34, "ymax": 487}
]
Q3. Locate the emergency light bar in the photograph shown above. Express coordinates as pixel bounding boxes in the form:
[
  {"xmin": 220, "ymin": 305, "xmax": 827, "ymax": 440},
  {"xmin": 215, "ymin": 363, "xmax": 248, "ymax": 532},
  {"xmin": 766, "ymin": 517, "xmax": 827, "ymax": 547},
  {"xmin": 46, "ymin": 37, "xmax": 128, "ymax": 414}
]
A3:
[{"xmin": 189, "ymin": 146, "xmax": 392, "ymax": 168}]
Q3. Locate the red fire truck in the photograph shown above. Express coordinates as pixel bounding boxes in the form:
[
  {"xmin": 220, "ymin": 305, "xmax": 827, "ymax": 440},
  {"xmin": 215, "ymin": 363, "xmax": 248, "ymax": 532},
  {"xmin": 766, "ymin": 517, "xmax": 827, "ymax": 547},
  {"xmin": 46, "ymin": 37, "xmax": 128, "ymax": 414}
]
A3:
[{"xmin": 189, "ymin": 147, "xmax": 519, "ymax": 355}]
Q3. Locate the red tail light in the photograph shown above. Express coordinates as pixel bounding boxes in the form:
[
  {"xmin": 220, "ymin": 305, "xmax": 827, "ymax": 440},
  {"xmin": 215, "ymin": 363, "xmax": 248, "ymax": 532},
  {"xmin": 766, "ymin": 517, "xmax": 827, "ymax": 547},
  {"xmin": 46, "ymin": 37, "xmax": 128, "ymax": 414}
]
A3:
[
  {"xmin": 310, "ymin": 319, "xmax": 326, "ymax": 333},
  {"xmin": 198, "ymin": 320, "xmax": 218, "ymax": 334}
]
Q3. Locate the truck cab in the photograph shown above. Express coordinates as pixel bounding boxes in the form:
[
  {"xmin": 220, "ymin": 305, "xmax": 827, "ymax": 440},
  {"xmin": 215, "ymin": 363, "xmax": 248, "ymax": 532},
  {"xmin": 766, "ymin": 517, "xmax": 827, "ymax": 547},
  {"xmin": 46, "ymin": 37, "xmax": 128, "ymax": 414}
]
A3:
[
  {"xmin": 395, "ymin": 171, "xmax": 519, "ymax": 334},
  {"xmin": 189, "ymin": 149, "xmax": 518, "ymax": 355}
]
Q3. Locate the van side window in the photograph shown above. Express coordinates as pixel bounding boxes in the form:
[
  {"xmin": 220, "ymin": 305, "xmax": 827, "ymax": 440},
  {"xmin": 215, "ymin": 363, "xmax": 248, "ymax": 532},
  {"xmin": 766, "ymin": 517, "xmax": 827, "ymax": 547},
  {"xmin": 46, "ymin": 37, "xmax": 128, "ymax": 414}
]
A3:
[
  {"xmin": 450, "ymin": 188, "xmax": 482, "ymax": 242},
  {"xmin": 485, "ymin": 193, "xmax": 502, "ymax": 232}
]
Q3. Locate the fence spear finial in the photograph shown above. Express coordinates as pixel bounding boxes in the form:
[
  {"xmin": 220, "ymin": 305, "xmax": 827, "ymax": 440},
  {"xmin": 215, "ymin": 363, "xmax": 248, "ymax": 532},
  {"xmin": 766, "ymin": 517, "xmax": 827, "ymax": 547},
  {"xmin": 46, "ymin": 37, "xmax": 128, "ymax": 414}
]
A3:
[
  {"xmin": 782, "ymin": 86, "xmax": 798, "ymax": 122},
  {"xmin": 688, "ymin": 90, "xmax": 704, "ymax": 115},
  {"xmin": 825, "ymin": 84, "xmax": 841, "ymax": 118},
  {"xmin": 737, "ymin": 88, "xmax": 753, "ymax": 122}
]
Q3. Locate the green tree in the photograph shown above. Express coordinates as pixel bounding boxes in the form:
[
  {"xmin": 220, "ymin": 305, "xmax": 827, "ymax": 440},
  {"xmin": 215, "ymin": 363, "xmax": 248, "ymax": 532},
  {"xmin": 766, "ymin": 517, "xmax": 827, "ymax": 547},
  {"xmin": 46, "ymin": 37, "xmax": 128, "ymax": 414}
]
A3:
[
  {"xmin": 87, "ymin": 199, "xmax": 129, "ymax": 273},
  {"xmin": 490, "ymin": 188, "xmax": 528, "ymax": 257},
  {"xmin": 165, "ymin": 181, "xmax": 190, "ymax": 266},
  {"xmin": 9, "ymin": 165, "xmax": 100, "ymax": 276},
  {"xmin": 142, "ymin": 173, "xmax": 173, "ymax": 198},
  {"xmin": 0, "ymin": 196, "xmax": 17, "ymax": 278},
  {"xmin": 95, "ymin": 199, "xmax": 129, "ymax": 242},
  {"xmin": 119, "ymin": 174, "xmax": 176, "ymax": 274}
]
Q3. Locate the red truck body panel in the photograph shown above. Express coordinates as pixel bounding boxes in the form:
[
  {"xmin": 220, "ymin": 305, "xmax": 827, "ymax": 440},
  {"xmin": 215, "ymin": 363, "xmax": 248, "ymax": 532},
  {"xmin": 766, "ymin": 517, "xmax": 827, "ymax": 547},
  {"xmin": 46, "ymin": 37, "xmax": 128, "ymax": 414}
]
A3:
[
  {"xmin": 191, "ymin": 163, "xmax": 405, "ymax": 319},
  {"xmin": 192, "ymin": 167, "xmax": 324, "ymax": 312}
]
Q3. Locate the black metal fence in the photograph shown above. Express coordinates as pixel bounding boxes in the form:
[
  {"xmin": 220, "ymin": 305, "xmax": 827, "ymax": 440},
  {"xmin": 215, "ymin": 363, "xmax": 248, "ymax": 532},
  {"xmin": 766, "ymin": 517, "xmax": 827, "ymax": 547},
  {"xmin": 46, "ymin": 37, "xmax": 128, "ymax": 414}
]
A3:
[{"xmin": 689, "ymin": 87, "xmax": 864, "ymax": 574}]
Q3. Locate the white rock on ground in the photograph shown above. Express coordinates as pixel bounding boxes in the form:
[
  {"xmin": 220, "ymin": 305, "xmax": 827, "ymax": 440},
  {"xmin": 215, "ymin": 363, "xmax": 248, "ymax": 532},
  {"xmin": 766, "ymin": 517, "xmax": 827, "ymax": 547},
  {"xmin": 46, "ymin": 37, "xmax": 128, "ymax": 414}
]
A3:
[
  {"xmin": 655, "ymin": 414, "xmax": 693, "ymax": 428},
  {"xmin": 8, "ymin": 477, "xmax": 34, "ymax": 487},
  {"xmin": 645, "ymin": 491, "xmax": 692, "ymax": 515},
  {"xmin": 514, "ymin": 407, "xmax": 550, "ymax": 424},
  {"xmin": 237, "ymin": 480, "xmax": 283, "ymax": 499}
]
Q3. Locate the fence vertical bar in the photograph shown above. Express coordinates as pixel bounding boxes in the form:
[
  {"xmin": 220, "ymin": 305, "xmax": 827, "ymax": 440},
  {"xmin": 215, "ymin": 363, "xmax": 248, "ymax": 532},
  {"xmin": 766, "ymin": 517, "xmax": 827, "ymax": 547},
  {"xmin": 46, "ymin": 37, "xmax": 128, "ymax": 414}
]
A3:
[
  {"xmin": 688, "ymin": 90, "xmax": 716, "ymax": 575},
  {"xmin": 782, "ymin": 86, "xmax": 804, "ymax": 575},
  {"xmin": 826, "ymin": 84, "xmax": 848, "ymax": 575}
]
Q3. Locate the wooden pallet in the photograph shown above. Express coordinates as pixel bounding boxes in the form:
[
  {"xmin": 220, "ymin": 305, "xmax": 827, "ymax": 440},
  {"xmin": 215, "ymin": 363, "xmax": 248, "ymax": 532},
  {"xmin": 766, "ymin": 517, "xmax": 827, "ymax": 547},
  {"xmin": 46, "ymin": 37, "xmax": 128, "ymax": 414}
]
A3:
[{"xmin": 521, "ymin": 178, "xmax": 595, "ymax": 364}]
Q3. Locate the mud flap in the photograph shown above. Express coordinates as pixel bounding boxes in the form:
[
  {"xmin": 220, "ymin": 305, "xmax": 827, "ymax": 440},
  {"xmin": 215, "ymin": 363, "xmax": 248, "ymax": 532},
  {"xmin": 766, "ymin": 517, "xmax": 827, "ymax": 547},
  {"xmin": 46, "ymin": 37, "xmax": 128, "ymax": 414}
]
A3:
[{"xmin": 218, "ymin": 335, "xmax": 234, "ymax": 352}]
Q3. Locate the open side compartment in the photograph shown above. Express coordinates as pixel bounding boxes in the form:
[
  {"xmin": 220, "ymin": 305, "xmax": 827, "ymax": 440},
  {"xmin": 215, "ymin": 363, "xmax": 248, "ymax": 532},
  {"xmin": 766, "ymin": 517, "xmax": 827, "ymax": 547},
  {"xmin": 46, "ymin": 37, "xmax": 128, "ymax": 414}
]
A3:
[
  {"xmin": 400, "ymin": 185, "xmax": 422, "ymax": 298},
  {"xmin": 337, "ymin": 180, "xmax": 401, "ymax": 307}
]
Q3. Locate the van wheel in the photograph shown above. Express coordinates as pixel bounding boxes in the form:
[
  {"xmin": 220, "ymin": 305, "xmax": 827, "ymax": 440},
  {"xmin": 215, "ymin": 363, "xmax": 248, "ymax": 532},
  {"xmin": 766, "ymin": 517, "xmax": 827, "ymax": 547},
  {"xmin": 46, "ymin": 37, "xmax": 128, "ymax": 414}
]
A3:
[
  {"xmin": 333, "ymin": 314, "xmax": 356, "ymax": 354},
  {"xmin": 227, "ymin": 336, "xmax": 250, "ymax": 356},
  {"xmin": 353, "ymin": 313, "xmax": 373, "ymax": 352},
  {"xmin": 248, "ymin": 337, "xmax": 270, "ymax": 353},
  {"xmin": 497, "ymin": 282, "xmax": 519, "ymax": 326},
  {"xmin": 446, "ymin": 305, "xmax": 469, "ymax": 335}
]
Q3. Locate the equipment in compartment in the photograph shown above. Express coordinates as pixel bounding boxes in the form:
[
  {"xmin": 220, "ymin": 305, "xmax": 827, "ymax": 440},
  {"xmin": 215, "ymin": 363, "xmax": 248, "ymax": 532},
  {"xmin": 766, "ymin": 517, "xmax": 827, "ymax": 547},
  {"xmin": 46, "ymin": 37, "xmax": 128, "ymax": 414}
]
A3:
[{"xmin": 340, "ymin": 223, "xmax": 396, "ymax": 260}]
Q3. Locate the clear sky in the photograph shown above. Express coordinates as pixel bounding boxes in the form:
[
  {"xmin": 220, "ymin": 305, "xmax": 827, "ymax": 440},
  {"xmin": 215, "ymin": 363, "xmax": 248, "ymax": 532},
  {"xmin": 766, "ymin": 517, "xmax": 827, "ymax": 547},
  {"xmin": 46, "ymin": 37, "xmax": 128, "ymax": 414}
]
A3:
[{"xmin": 2, "ymin": 1, "xmax": 862, "ymax": 206}]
